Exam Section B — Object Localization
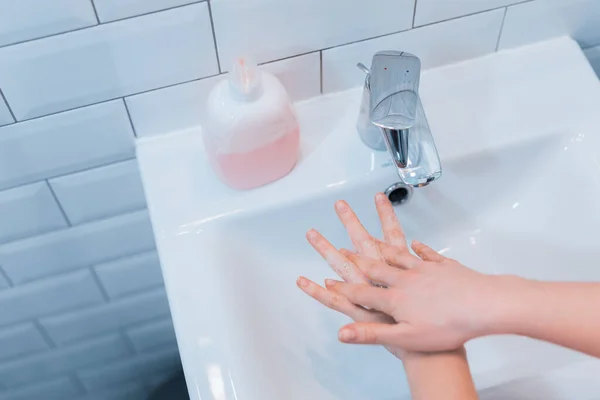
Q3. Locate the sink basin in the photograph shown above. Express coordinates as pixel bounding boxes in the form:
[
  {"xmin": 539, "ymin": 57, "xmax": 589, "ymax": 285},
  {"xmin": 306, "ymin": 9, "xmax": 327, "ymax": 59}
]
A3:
[{"xmin": 137, "ymin": 37, "xmax": 600, "ymax": 400}]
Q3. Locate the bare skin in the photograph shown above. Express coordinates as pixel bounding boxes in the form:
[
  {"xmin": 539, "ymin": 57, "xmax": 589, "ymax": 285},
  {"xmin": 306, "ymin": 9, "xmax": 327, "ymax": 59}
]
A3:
[
  {"xmin": 297, "ymin": 193, "xmax": 478, "ymax": 399},
  {"xmin": 297, "ymin": 192, "xmax": 600, "ymax": 399},
  {"xmin": 302, "ymin": 196, "xmax": 600, "ymax": 358}
]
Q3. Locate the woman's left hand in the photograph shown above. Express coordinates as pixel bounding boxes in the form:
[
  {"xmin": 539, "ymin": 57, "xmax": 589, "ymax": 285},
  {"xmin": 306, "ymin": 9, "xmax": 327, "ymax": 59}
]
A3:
[
  {"xmin": 298, "ymin": 193, "xmax": 511, "ymax": 353},
  {"xmin": 297, "ymin": 193, "xmax": 414, "ymax": 359}
]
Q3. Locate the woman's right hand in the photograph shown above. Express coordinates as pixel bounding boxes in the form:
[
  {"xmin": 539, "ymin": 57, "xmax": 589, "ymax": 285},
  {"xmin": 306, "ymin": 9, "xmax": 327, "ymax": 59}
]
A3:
[
  {"xmin": 328, "ymin": 245, "xmax": 519, "ymax": 352},
  {"xmin": 298, "ymin": 193, "xmax": 520, "ymax": 353}
]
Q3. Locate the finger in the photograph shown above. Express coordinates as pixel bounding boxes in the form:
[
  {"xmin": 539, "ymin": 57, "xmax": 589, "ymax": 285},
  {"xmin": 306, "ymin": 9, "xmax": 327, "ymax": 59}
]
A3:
[
  {"xmin": 326, "ymin": 280, "xmax": 394, "ymax": 315},
  {"xmin": 296, "ymin": 276, "xmax": 374, "ymax": 321},
  {"xmin": 375, "ymin": 193, "xmax": 407, "ymax": 248},
  {"xmin": 345, "ymin": 252, "xmax": 403, "ymax": 287},
  {"xmin": 411, "ymin": 240, "xmax": 444, "ymax": 262},
  {"xmin": 297, "ymin": 277, "xmax": 392, "ymax": 324},
  {"xmin": 377, "ymin": 241, "xmax": 421, "ymax": 269},
  {"xmin": 338, "ymin": 322, "xmax": 411, "ymax": 346},
  {"xmin": 339, "ymin": 248, "xmax": 356, "ymax": 256},
  {"xmin": 306, "ymin": 230, "xmax": 368, "ymax": 284},
  {"xmin": 335, "ymin": 201, "xmax": 381, "ymax": 259}
]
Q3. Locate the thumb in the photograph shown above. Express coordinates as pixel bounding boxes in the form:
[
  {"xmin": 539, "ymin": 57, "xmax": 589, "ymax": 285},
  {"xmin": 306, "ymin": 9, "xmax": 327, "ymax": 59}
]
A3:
[{"xmin": 338, "ymin": 322, "xmax": 410, "ymax": 346}]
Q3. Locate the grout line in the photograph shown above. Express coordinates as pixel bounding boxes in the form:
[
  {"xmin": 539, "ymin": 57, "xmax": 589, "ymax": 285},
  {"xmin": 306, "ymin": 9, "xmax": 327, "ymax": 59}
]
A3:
[
  {"xmin": 122, "ymin": 314, "xmax": 172, "ymax": 332},
  {"xmin": 495, "ymin": 7, "xmax": 509, "ymax": 52},
  {"xmin": 122, "ymin": 98, "xmax": 138, "ymax": 138},
  {"xmin": 206, "ymin": 0, "xmax": 223, "ymax": 73},
  {"xmin": 582, "ymin": 43, "xmax": 600, "ymax": 50},
  {"xmin": 89, "ymin": 0, "xmax": 101, "ymax": 24},
  {"xmin": 0, "ymin": 157, "xmax": 137, "ymax": 193},
  {"xmin": 69, "ymin": 373, "xmax": 88, "ymax": 395},
  {"xmin": 319, "ymin": 51, "xmax": 324, "ymax": 94},
  {"xmin": 0, "ymin": 266, "xmax": 14, "ymax": 288},
  {"xmin": 0, "ymin": 207, "xmax": 151, "ymax": 252},
  {"xmin": 89, "ymin": 267, "xmax": 111, "ymax": 302},
  {"xmin": 0, "ymin": 47, "xmax": 312, "ymax": 127},
  {"xmin": 105, "ymin": 283, "xmax": 167, "ymax": 306},
  {"xmin": 119, "ymin": 327, "xmax": 138, "ymax": 355},
  {"xmin": 258, "ymin": 49, "xmax": 324, "ymax": 67},
  {"xmin": 32, "ymin": 284, "xmax": 169, "ymax": 345},
  {"xmin": 307, "ymin": 0, "xmax": 534, "ymax": 62},
  {"xmin": 412, "ymin": 0, "xmax": 418, "ymax": 28},
  {"xmin": 103, "ymin": 1, "xmax": 206, "ymax": 25},
  {"xmin": 316, "ymin": 28, "xmax": 412, "ymax": 55},
  {"xmin": 46, "ymin": 180, "xmax": 72, "ymax": 226},
  {"xmin": 124, "ymin": 73, "xmax": 221, "ymax": 98},
  {"xmin": 0, "ymin": 1, "xmax": 205, "ymax": 51},
  {"xmin": 0, "ymin": 0, "xmax": 535, "ymax": 128},
  {"xmin": 412, "ymin": 0, "xmax": 532, "ymax": 29},
  {"xmin": 58, "ymin": 329, "xmax": 125, "ymax": 347},
  {"xmin": 0, "ymin": 24, "xmax": 97, "ymax": 51},
  {"xmin": 8, "ymin": 72, "xmax": 221, "ymax": 126},
  {"xmin": 11, "ymin": 97, "xmax": 119, "ymax": 124},
  {"xmin": 0, "ymin": 88, "xmax": 17, "ymax": 123},
  {"xmin": 0, "ymin": 276, "xmax": 147, "ymax": 328},
  {"xmin": 33, "ymin": 319, "xmax": 58, "ymax": 348}
]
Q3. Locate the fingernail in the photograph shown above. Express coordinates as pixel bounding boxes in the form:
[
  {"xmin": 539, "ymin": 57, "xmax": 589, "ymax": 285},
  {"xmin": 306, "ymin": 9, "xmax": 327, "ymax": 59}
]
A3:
[
  {"xmin": 306, "ymin": 230, "xmax": 317, "ymax": 241},
  {"xmin": 412, "ymin": 240, "xmax": 421, "ymax": 246},
  {"xmin": 324, "ymin": 279, "xmax": 336, "ymax": 287},
  {"xmin": 339, "ymin": 329, "xmax": 357, "ymax": 342},
  {"xmin": 297, "ymin": 277, "xmax": 309, "ymax": 288},
  {"xmin": 335, "ymin": 201, "xmax": 347, "ymax": 212}
]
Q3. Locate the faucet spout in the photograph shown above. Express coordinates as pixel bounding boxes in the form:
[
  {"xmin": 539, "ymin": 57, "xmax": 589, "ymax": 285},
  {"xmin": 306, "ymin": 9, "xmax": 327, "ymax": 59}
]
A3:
[{"xmin": 357, "ymin": 51, "xmax": 442, "ymax": 187}]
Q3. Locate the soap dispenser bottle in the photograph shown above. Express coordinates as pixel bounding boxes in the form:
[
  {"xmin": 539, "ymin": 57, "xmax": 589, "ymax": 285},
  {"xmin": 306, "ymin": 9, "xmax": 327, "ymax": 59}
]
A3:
[{"xmin": 203, "ymin": 57, "xmax": 300, "ymax": 190}]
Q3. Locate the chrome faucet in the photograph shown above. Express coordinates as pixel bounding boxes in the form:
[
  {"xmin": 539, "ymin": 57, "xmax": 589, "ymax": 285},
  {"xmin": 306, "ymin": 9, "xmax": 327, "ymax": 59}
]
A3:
[{"xmin": 357, "ymin": 51, "xmax": 442, "ymax": 187}]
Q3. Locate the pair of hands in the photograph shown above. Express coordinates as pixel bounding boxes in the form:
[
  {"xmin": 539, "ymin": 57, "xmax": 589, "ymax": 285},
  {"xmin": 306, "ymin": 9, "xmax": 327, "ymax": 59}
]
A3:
[{"xmin": 297, "ymin": 193, "xmax": 503, "ymax": 357}]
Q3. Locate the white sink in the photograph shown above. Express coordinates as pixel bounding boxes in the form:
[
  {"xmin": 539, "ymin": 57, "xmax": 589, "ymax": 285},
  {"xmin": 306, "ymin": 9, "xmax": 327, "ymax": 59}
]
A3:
[{"xmin": 137, "ymin": 37, "xmax": 600, "ymax": 400}]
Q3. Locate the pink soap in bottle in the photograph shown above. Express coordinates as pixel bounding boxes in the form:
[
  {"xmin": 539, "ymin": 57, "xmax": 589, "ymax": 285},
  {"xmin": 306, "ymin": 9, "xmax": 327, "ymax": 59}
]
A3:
[{"xmin": 203, "ymin": 57, "xmax": 300, "ymax": 190}]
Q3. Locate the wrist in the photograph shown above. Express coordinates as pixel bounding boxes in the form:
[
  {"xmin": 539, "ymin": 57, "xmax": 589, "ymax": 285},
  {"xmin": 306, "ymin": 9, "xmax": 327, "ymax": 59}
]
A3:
[
  {"xmin": 402, "ymin": 347, "xmax": 477, "ymax": 400},
  {"xmin": 481, "ymin": 274, "xmax": 541, "ymax": 336},
  {"xmin": 402, "ymin": 347, "xmax": 466, "ymax": 366}
]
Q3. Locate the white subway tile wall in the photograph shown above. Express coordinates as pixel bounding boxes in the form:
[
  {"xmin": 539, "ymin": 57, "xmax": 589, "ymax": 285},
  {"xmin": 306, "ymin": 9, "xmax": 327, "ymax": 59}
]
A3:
[
  {"xmin": 322, "ymin": 10, "xmax": 505, "ymax": 93},
  {"xmin": 125, "ymin": 52, "xmax": 321, "ymax": 137},
  {"xmin": 0, "ymin": 377, "xmax": 80, "ymax": 400},
  {"xmin": 0, "ymin": 0, "xmax": 97, "ymax": 47},
  {"xmin": 0, "ymin": 323, "xmax": 49, "ymax": 362},
  {"xmin": 77, "ymin": 382, "xmax": 148, "ymax": 400},
  {"xmin": 93, "ymin": 0, "xmax": 201, "ymax": 22},
  {"xmin": 413, "ymin": 0, "xmax": 523, "ymax": 26},
  {"xmin": 78, "ymin": 346, "xmax": 181, "ymax": 390},
  {"xmin": 40, "ymin": 288, "xmax": 171, "ymax": 345},
  {"xmin": 211, "ymin": 0, "xmax": 415, "ymax": 66},
  {"xmin": 585, "ymin": 45, "xmax": 600, "ymax": 76},
  {"xmin": 499, "ymin": 0, "xmax": 600, "ymax": 50},
  {"xmin": 0, "ymin": 272, "xmax": 9, "ymax": 289},
  {"xmin": 0, "ymin": 270, "xmax": 104, "ymax": 326},
  {"xmin": 126, "ymin": 318, "xmax": 178, "ymax": 353},
  {"xmin": 94, "ymin": 251, "xmax": 164, "ymax": 299},
  {"xmin": 0, "ymin": 210, "xmax": 155, "ymax": 284},
  {"xmin": 0, "ymin": 94, "xmax": 14, "ymax": 126},
  {"xmin": 48, "ymin": 159, "xmax": 147, "ymax": 225},
  {"xmin": 0, "ymin": 182, "xmax": 67, "ymax": 243},
  {"xmin": 0, "ymin": 0, "xmax": 598, "ymax": 398},
  {"xmin": 0, "ymin": 100, "xmax": 134, "ymax": 190},
  {"xmin": 144, "ymin": 371, "xmax": 177, "ymax": 392},
  {"xmin": 0, "ymin": 334, "xmax": 130, "ymax": 387},
  {"xmin": 0, "ymin": 3, "xmax": 217, "ymax": 120}
]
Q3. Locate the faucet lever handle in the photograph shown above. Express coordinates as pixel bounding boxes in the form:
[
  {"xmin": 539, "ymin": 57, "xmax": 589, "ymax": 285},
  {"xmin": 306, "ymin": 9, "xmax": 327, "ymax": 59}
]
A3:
[{"xmin": 370, "ymin": 51, "xmax": 421, "ymax": 130}]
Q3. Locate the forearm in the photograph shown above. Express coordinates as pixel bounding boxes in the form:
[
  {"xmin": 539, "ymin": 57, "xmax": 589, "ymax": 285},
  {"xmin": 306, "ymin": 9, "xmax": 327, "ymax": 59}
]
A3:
[
  {"xmin": 403, "ymin": 348, "xmax": 478, "ymax": 400},
  {"xmin": 492, "ymin": 277, "xmax": 600, "ymax": 357}
]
